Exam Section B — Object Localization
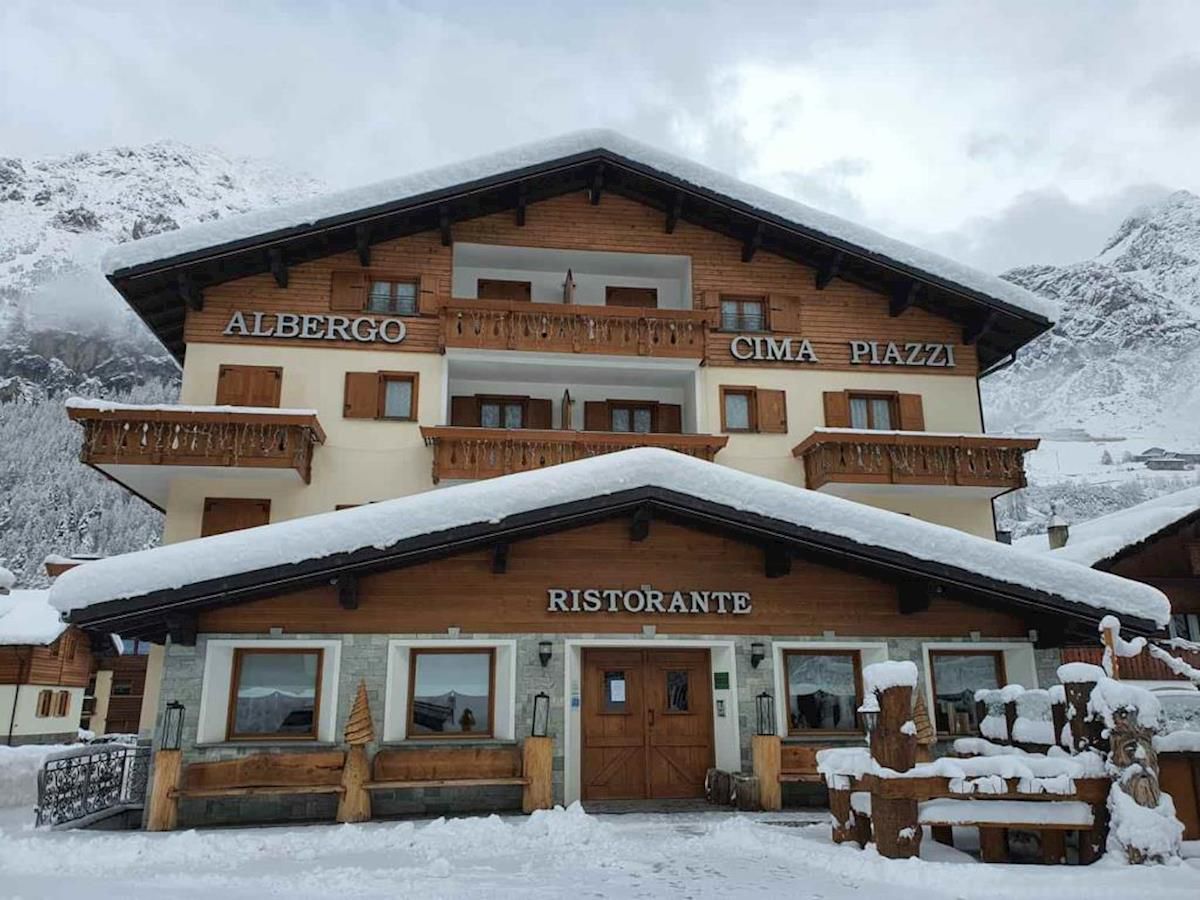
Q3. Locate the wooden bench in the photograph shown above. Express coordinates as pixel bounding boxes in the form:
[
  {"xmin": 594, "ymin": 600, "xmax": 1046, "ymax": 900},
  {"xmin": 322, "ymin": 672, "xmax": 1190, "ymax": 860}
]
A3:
[
  {"xmin": 171, "ymin": 751, "xmax": 347, "ymax": 800},
  {"xmin": 366, "ymin": 745, "xmax": 530, "ymax": 791},
  {"xmin": 779, "ymin": 744, "xmax": 827, "ymax": 783}
]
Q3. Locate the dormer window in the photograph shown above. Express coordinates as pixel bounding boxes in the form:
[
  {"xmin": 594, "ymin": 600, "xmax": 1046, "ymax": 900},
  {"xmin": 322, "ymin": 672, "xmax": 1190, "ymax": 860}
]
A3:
[
  {"xmin": 368, "ymin": 280, "xmax": 418, "ymax": 316},
  {"xmin": 720, "ymin": 297, "xmax": 767, "ymax": 332}
]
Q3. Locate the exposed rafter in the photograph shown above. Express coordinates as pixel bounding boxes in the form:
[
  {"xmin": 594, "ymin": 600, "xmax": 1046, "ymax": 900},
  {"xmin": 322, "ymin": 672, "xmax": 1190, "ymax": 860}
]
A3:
[
  {"xmin": 890, "ymin": 282, "xmax": 920, "ymax": 317},
  {"xmin": 815, "ymin": 251, "xmax": 844, "ymax": 290},
  {"xmin": 665, "ymin": 191, "xmax": 683, "ymax": 234},
  {"xmin": 741, "ymin": 222, "xmax": 764, "ymax": 263},
  {"xmin": 337, "ymin": 572, "xmax": 359, "ymax": 610},
  {"xmin": 177, "ymin": 273, "xmax": 203, "ymax": 311},
  {"xmin": 268, "ymin": 247, "xmax": 288, "ymax": 288},
  {"xmin": 963, "ymin": 309, "xmax": 999, "ymax": 345},
  {"xmin": 898, "ymin": 580, "xmax": 939, "ymax": 615},
  {"xmin": 589, "ymin": 163, "xmax": 605, "ymax": 205},
  {"xmin": 439, "ymin": 205, "xmax": 453, "ymax": 247},
  {"xmin": 491, "ymin": 542, "xmax": 509, "ymax": 575},
  {"xmin": 764, "ymin": 544, "xmax": 792, "ymax": 579},
  {"xmin": 166, "ymin": 614, "xmax": 196, "ymax": 646},
  {"xmin": 630, "ymin": 504, "xmax": 652, "ymax": 542},
  {"xmin": 516, "ymin": 182, "xmax": 527, "ymax": 226},
  {"xmin": 355, "ymin": 224, "xmax": 371, "ymax": 267}
]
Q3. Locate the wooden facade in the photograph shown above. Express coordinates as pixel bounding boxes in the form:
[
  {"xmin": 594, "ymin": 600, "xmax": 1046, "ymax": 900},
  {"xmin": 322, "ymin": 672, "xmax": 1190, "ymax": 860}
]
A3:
[{"xmin": 0, "ymin": 627, "xmax": 92, "ymax": 688}]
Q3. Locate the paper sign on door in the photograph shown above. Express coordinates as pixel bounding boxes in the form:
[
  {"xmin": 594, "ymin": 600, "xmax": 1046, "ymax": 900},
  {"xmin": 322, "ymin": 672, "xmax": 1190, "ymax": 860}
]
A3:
[{"xmin": 609, "ymin": 678, "xmax": 626, "ymax": 703}]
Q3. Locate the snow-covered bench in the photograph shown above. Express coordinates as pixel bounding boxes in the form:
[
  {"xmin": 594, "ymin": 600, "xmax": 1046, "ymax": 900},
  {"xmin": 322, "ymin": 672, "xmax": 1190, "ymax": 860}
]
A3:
[{"xmin": 171, "ymin": 750, "xmax": 347, "ymax": 800}]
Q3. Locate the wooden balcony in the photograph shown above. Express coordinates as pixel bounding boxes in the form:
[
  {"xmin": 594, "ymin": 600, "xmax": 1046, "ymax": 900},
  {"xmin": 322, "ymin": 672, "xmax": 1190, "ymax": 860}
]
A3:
[
  {"xmin": 793, "ymin": 429, "xmax": 1039, "ymax": 496},
  {"xmin": 439, "ymin": 299, "xmax": 711, "ymax": 359},
  {"xmin": 67, "ymin": 403, "xmax": 326, "ymax": 484},
  {"xmin": 420, "ymin": 426, "xmax": 728, "ymax": 483},
  {"xmin": 1061, "ymin": 646, "xmax": 1200, "ymax": 682}
]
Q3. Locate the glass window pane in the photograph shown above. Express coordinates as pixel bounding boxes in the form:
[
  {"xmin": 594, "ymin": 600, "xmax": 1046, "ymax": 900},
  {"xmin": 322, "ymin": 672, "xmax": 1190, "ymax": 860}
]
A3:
[
  {"xmin": 480, "ymin": 403, "xmax": 500, "ymax": 428},
  {"xmin": 725, "ymin": 393, "xmax": 750, "ymax": 430},
  {"xmin": 849, "ymin": 398, "xmax": 869, "ymax": 430},
  {"xmin": 368, "ymin": 282, "xmax": 392, "ymax": 312},
  {"xmin": 742, "ymin": 302, "xmax": 765, "ymax": 331},
  {"xmin": 931, "ymin": 653, "xmax": 1002, "ymax": 735},
  {"xmin": 720, "ymin": 301, "xmax": 740, "ymax": 331},
  {"xmin": 383, "ymin": 379, "xmax": 412, "ymax": 419},
  {"xmin": 666, "ymin": 671, "xmax": 689, "ymax": 712},
  {"xmin": 632, "ymin": 408, "xmax": 652, "ymax": 433},
  {"xmin": 393, "ymin": 282, "xmax": 417, "ymax": 314},
  {"xmin": 233, "ymin": 651, "xmax": 320, "ymax": 737},
  {"xmin": 604, "ymin": 671, "xmax": 627, "ymax": 713},
  {"xmin": 503, "ymin": 403, "xmax": 523, "ymax": 429},
  {"xmin": 870, "ymin": 398, "xmax": 892, "ymax": 430},
  {"xmin": 786, "ymin": 653, "xmax": 858, "ymax": 731},
  {"xmin": 410, "ymin": 652, "xmax": 492, "ymax": 735},
  {"xmin": 611, "ymin": 408, "xmax": 631, "ymax": 432}
]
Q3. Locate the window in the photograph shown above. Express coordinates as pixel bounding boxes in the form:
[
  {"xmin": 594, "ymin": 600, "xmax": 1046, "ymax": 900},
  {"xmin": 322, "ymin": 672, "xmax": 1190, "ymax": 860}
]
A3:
[
  {"xmin": 848, "ymin": 394, "xmax": 896, "ymax": 430},
  {"xmin": 480, "ymin": 399, "xmax": 524, "ymax": 429},
  {"xmin": 381, "ymin": 373, "xmax": 416, "ymax": 420},
  {"xmin": 929, "ymin": 650, "xmax": 1005, "ymax": 736},
  {"xmin": 721, "ymin": 389, "xmax": 754, "ymax": 432},
  {"xmin": 784, "ymin": 650, "xmax": 862, "ymax": 733},
  {"xmin": 665, "ymin": 671, "xmax": 690, "ymax": 713},
  {"xmin": 367, "ymin": 280, "xmax": 418, "ymax": 315},
  {"xmin": 1170, "ymin": 614, "xmax": 1200, "ymax": 642},
  {"xmin": 227, "ymin": 648, "xmax": 323, "ymax": 740},
  {"xmin": 720, "ymin": 297, "xmax": 767, "ymax": 332},
  {"xmin": 54, "ymin": 690, "xmax": 71, "ymax": 717},
  {"xmin": 610, "ymin": 403, "xmax": 654, "ymax": 434},
  {"xmin": 344, "ymin": 371, "xmax": 420, "ymax": 421},
  {"xmin": 718, "ymin": 386, "xmax": 787, "ymax": 434},
  {"xmin": 36, "ymin": 690, "xmax": 53, "ymax": 718},
  {"xmin": 408, "ymin": 650, "xmax": 494, "ymax": 738}
]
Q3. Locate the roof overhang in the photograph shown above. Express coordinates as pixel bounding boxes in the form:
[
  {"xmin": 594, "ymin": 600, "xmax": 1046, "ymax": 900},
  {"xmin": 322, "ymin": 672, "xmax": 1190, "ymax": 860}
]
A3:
[
  {"xmin": 64, "ymin": 485, "xmax": 1159, "ymax": 643},
  {"xmin": 106, "ymin": 146, "xmax": 1053, "ymax": 371}
]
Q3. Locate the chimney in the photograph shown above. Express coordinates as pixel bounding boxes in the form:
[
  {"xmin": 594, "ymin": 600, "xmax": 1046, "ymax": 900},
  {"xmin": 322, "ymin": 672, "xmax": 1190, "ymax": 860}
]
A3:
[
  {"xmin": 1047, "ymin": 506, "xmax": 1070, "ymax": 550},
  {"xmin": 995, "ymin": 530, "xmax": 1012, "ymax": 545}
]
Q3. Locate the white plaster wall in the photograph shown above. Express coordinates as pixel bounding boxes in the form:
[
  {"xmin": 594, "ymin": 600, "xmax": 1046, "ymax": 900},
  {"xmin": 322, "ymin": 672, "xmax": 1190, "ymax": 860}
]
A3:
[{"xmin": 0, "ymin": 684, "xmax": 84, "ymax": 740}]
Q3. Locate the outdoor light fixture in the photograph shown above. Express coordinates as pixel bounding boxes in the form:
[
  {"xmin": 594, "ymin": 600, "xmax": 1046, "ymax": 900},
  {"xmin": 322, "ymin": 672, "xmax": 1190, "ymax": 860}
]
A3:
[
  {"xmin": 858, "ymin": 696, "xmax": 880, "ymax": 736},
  {"xmin": 755, "ymin": 691, "xmax": 776, "ymax": 736},
  {"xmin": 538, "ymin": 640, "xmax": 553, "ymax": 668},
  {"xmin": 161, "ymin": 700, "xmax": 185, "ymax": 751},
  {"xmin": 749, "ymin": 642, "xmax": 766, "ymax": 669},
  {"xmin": 531, "ymin": 692, "xmax": 550, "ymax": 737}
]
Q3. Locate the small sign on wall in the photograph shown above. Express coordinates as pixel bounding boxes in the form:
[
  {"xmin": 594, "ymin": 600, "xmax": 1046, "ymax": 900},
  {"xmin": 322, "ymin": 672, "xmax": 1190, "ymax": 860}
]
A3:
[{"xmin": 713, "ymin": 672, "xmax": 730, "ymax": 690}]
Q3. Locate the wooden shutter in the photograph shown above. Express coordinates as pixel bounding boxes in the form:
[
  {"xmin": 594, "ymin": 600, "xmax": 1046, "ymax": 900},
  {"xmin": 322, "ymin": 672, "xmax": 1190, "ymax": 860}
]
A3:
[
  {"xmin": 478, "ymin": 279, "xmax": 532, "ymax": 301},
  {"xmin": 344, "ymin": 372, "xmax": 381, "ymax": 419},
  {"xmin": 201, "ymin": 498, "xmax": 271, "ymax": 537},
  {"xmin": 527, "ymin": 398, "xmax": 553, "ymax": 429},
  {"xmin": 768, "ymin": 294, "xmax": 802, "ymax": 333},
  {"xmin": 755, "ymin": 389, "xmax": 788, "ymax": 433},
  {"xmin": 605, "ymin": 286, "xmax": 658, "ymax": 308},
  {"xmin": 451, "ymin": 396, "xmax": 480, "ymax": 427},
  {"xmin": 584, "ymin": 401, "xmax": 609, "ymax": 432},
  {"xmin": 55, "ymin": 690, "xmax": 70, "ymax": 717},
  {"xmin": 701, "ymin": 290, "xmax": 721, "ymax": 311},
  {"xmin": 217, "ymin": 365, "xmax": 281, "ymax": 407},
  {"xmin": 37, "ymin": 690, "xmax": 52, "ymax": 717},
  {"xmin": 898, "ymin": 394, "xmax": 925, "ymax": 431},
  {"xmin": 330, "ymin": 270, "xmax": 368, "ymax": 311},
  {"xmin": 418, "ymin": 274, "xmax": 439, "ymax": 315},
  {"xmin": 657, "ymin": 404, "xmax": 683, "ymax": 434},
  {"xmin": 823, "ymin": 391, "xmax": 851, "ymax": 428}
]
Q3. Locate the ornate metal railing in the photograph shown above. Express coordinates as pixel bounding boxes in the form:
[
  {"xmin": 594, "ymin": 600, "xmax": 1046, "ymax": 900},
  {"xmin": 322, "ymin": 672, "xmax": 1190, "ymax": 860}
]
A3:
[
  {"xmin": 420, "ymin": 426, "xmax": 729, "ymax": 483},
  {"xmin": 439, "ymin": 299, "xmax": 711, "ymax": 359},
  {"xmin": 793, "ymin": 429, "xmax": 1039, "ymax": 494},
  {"xmin": 67, "ymin": 404, "xmax": 326, "ymax": 482},
  {"xmin": 36, "ymin": 742, "xmax": 151, "ymax": 829}
]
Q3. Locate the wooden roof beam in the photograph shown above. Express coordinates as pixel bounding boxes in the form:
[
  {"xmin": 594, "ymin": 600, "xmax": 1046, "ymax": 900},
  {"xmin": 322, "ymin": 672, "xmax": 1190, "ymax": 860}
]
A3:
[
  {"xmin": 890, "ymin": 282, "xmax": 920, "ymax": 317},
  {"xmin": 355, "ymin": 224, "xmax": 371, "ymax": 267},
  {"xmin": 439, "ymin": 205, "xmax": 453, "ymax": 247},
  {"xmin": 166, "ymin": 614, "xmax": 197, "ymax": 647},
  {"xmin": 665, "ymin": 191, "xmax": 683, "ymax": 234},
  {"xmin": 764, "ymin": 544, "xmax": 791, "ymax": 579},
  {"xmin": 741, "ymin": 222, "xmax": 764, "ymax": 263},
  {"xmin": 589, "ymin": 163, "xmax": 605, "ymax": 205},
  {"xmin": 630, "ymin": 504, "xmax": 652, "ymax": 542},
  {"xmin": 963, "ymin": 309, "xmax": 999, "ymax": 345},
  {"xmin": 815, "ymin": 251, "xmax": 844, "ymax": 290},
  {"xmin": 516, "ymin": 182, "xmax": 527, "ymax": 226},
  {"xmin": 337, "ymin": 572, "xmax": 359, "ymax": 610},
  {"xmin": 491, "ymin": 542, "xmax": 509, "ymax": 574},
  {"xmin": 268, "ymin": 247, "xmax": 288, "ymax": 288},
  {"xmin": 898, "ymin": 580, "xmax": 940, "ymax": 615},
  {"xmin": 177, "ymin": 273, "xmax": 203, "ymax": 312}
]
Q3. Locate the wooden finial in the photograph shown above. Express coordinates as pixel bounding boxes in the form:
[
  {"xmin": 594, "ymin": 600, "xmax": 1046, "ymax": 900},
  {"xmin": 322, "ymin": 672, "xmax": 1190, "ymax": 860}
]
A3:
[{"xmin": 344, "ymin": 680, "xmax": 375, "ymax": 746}]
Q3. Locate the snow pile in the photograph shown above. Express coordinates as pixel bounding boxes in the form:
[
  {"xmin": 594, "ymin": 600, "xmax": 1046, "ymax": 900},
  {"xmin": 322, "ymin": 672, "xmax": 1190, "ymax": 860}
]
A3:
[
  {"xmin": 1154, "ymin": 731, "xmax": 1200, "ymax": 752},
  {"xmin": 1013, "ymin": 690, "xmax": 1055, "ymax": 746},
  {"xmin": 49, "ymin": 448, "xmax": 1171, "ymax": 627},
  {"xmin": 0, "ymin": 588, "xmax": 67, "ymax": 646},
  {"xmin": 1088, "ymin": 679, "xmax": 1162, "ymax": 731},
  {"xmin": 1057, "ymin": 662, "xmax": 1107, "ymax": 684},
  {"xmin": 100, "ymin": 130, "xmax": 1057, "ymax": 323},
  {"xmin": 862, "ymin": 661, "xmax": 919, "ymax": 695},
  {"xmin": 0, "ymin": 743, "xmax": 76, "ymax": 808},
  {"xmin": 920, "ymin": 798, "xmax": 1094, "ymax": 827},
  {"xmin": 0, "ymin": 566, "xmax": 14, "ymax": 592},
  {"xmin": 1106, "ymin": 784, "xmax": 1185, "ymax": 865}
]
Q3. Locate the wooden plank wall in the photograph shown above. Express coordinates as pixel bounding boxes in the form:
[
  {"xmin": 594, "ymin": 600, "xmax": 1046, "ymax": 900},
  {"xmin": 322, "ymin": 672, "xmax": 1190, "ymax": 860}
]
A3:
[
  {"xmin": 184, "ymin": 192, "xmax": 977, "ymax": 376},
  {"xmin": 0, "ymin": 627, "xmax": 93, "ymax": 687},
  {"xmin": 198, "ymin": 519, "xmax": 1027, "ymax": 637}
]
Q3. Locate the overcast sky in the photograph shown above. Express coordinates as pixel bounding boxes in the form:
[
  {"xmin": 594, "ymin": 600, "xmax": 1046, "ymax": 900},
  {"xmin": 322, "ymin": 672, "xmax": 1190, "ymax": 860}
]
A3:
[{"xmin": 3, "ymin": 0, "xmax": 1198, "ymax": 273}]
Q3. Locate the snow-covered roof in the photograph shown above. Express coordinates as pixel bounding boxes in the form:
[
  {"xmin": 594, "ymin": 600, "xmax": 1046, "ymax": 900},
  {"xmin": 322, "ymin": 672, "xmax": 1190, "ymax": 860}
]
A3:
[
  {"xmin": 0, "ymin": 590, "xmax": 68, "ymax": 646},
  {"xmin": 50, "ymin": 448, "xmax": 1169, "ymax": 627},
  {"xmin": 100, "ymin": 130, "xmax": 1056, "ymax": 323},
  {"xmin": 1014, "ymin": 486, "xmax": 1200, "ymax": 568}
]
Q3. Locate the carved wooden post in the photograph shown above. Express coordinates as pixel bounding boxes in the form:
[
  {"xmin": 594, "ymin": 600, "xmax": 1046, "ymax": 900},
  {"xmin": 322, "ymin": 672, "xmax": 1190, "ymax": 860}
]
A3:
[
  {"xmin": 1050, "ymin": 697, "xmax": 1068, "ymax": 750},
  {"xmin": 752, "ymin": 734, "xmax": 782, "ymax": 811},
  {"xmin": 912, "ymin": 694, "xmax": 936, "ymax": 763},
  {"xmin": 1059, "ymin": 664, "xmax": 1106, "ymax": 753},
  {"xmin": 1003, "ymin": 700, "xmax": 1018, "ymax": 745},
  {"xmin": 870, "ymin": 678, "xmax": 921, "ymax": 860},
  {"xmin": 336, "ymin": 680, "xmax": 373, "ymax": 824},
  {"xmin": 829, "ymin": 788, "xmax": 854, "ymax": 842},
  {"xmin": 522, "ymin": 736, "xmax": 553, "ymax": 813},
  {"xmin": 145, "ymin": 749, "xmax": 182, "ymax": 832}
]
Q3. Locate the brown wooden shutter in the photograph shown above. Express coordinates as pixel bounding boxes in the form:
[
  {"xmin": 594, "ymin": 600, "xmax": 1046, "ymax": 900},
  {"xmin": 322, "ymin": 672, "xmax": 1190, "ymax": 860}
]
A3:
[
  {"xmin": 330, "ymin": 270, "xmax": 368, "ymax": 311},
  {"xmin": 657, "ymin": 404, "xmax": 683, "ymax": 434},
  {"xmin": 37, "ymin": 690, "xmax": 52, "ymax": 717},
  {"xmin": 701, "ymin": 290, "xmax": 721, "ymax": 310},
  {"xmin": 897, "ymin": 394, "xmax": 925, "ymax": 431},
  {"xmin": 217, "ymin": 365, "xmax": 281, "ymax": 407},
  {"xmin": 605, "ymin": 286, "xmax": 658, "ymax": 308},
  {"xmin": 450, "ymin": 396, "xmax": 480, "ymax": 427},
  {"xmin": 201, "ymin": 498, "xmax": 271, "ymax": 537},
  {"xmin": 527, "ymin": 398, "xmax": 553, "ymax": 429},
  {"xmin": 344, "ymin": 372, "xmax": 381, "ymax": 419},
  {"xmin": 418, "ymin": 274, "xmax": 439, "ymax": 315},
  {"xmin": 478, "ymin": 279, "xmax": 532, "ymax": 301},
  {"xmin": 768, "ymin": 294, "xmax": 802, "ymax": 333},
  {"xmin": 584, "ymin": 401, "xmax": 609, "ymax": 431},
  {"xmin": 755, "ymin": 389, "xmax": 788, "ymax": 433},
  {"xmin": 823, "ymin": 391, "xmax": 851, "ymax": 428}
]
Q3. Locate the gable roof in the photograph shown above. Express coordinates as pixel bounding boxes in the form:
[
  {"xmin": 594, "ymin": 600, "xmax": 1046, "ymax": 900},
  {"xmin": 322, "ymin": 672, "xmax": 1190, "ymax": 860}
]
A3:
[
  {"xmin": 51, "ymin": 448, "xmax": 1168, "ymax": 638},
  {"xmin": 101, "ymin": 130, "xmax": 1054, "ymax": 370},
  {"xmin": 1014, "ymin": 486, "xmax": 1200, "ymax": 569}
]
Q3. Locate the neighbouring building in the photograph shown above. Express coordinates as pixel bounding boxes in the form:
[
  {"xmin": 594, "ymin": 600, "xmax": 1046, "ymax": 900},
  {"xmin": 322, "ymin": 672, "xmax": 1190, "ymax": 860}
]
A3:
[{"xmin": 48, "ymin": 131, "xmax": 1171, "ymax": 823}]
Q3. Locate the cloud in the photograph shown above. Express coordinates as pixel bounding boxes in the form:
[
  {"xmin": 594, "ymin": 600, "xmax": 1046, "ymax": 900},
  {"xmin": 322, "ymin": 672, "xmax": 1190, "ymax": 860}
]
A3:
[{"xmin": 1139, "ymin": 57, "xmax": 1200, "ymax": 128}]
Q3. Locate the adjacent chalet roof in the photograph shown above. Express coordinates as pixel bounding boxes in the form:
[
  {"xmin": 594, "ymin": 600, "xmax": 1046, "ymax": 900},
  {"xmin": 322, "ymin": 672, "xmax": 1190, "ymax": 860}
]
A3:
[
  {"xmin": 100, "ymin": 130, "xmax": 1055, "ymax": 370},
  {"xmin": 1015, "ymin": 486, "xmax": 1200, "ymax": 569},
  {"xmin": 51, "ymin": 449, "xmax": 1169, "ymax": 639},
  {"xmin": 0, "ymin": 590, "xmax": 68, "ymax": 647}
]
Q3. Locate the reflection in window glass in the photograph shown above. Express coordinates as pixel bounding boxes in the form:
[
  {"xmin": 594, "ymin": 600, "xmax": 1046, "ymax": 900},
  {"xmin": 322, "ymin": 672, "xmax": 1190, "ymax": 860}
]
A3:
[
  {"xmin": 231, "ymin": 650, "xmax": 321, "ymax": 738},
  {"xmin": 480, "ymin": 402, "xmax": 500, "ymax": 428},
  {"xmin": 503, "ymin": 403, "xmax": 523, "ymax": 429},
  {"xmin": 724, "ymin": 392, "xmax": 751, "ymax": 430},
  {"xmin": 665, "ymin": 671, "xmax": 689, "ymax": 712},
  {"xmin": 604, "ymin": 671, "xmax": 627, "ymax": 713},
  {"xmin": 632, "ymin": 408, "xmax": 652, "ymax": 434},
  {"xmin": 786, "ymin": 652, "xmax": 859, "ymax": 732},
  {"xmin": 930, "ymin": 652, "xmax": 1003, "ymax": 735},
  {"xmin": 870, "ymin": 398, "xmax": 892, "ymax": 430},
  {"xmin": 383, "ymin": 378, "xmax": 413, "ymax": 419},
  {"xmin": 611, "ymin": 408, "xmax": 631, "ymax": 432},
  {"xmin": 410, "ymin": 651, "xmax": 492, "ymax": 736},
  {"xmin": 849, "ymin": 398, "xmax": 869, "ymax": 430}
]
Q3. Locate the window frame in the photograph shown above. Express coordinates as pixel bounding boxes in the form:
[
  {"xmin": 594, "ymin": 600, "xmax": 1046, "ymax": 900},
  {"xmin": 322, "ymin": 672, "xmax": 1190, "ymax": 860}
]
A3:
[
  {"xmin": 719, "ymin": 386, "xmax": 758, "ymax": 433},
  {"xmin": 847, "ymin": 391, "xmax": 899, "ymax": 431},
  {"xmin": 718, "ymin": 296, "xmax": 769, "ymax": 333},
  {"xmin": 927, "ymin": 649, "xmax": 1007, "ymax": 738},
  {"xmin": 54, "ymin": 690, "xmax": 71, "ymax": 718},
  {"xmin": 476, "ymin": 395, "xmax": 528, "ymax": 430},
  {"xmin": 608, "ymin": 400, "xmax": 658, "ymax": 434},
  {"xmin": 406, "ymin": 647, "xmax": 497, "ymax": 740},
  {"xmin": 379, "ymin": 371, "xmax": 419, "ymax": 421},
  {"xmin": 36, "ymin": 689, "xmax": 53, "ymax": 718},
  {"xmin": 366, "ymin": 278, "xmax": 420, "ymax": 316},
  {"xmin": 225, "ymin": 647, "xmax": 325, "ymax": 742},
  {"xmin": 782, "ymin": 649, "xmax": 865, "ymax": 736}
]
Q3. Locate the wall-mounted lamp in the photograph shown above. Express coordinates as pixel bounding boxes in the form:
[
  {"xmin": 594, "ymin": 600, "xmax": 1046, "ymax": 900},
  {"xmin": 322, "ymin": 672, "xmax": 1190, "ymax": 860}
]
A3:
[
  {"xmin": 161, "ymin": 701, "xmax": 185, "ymax": 751},
  {"xmin": 538, "ymin": 640, "xmax": 553, "ymax": 668},
  {"xmin": 858, "ymin": 696, "xmax": 880, "ymax": 736},
  {"xmin": 749, "ymin": 642, "xmax": 765, "ymax": 669},
  {"xmin": 755, "ymin": 692, "xmax": 776, "ymax": 736},
  {"xmin": 531, "ymin": 692, "xmax": 550, "ymax": 737}
]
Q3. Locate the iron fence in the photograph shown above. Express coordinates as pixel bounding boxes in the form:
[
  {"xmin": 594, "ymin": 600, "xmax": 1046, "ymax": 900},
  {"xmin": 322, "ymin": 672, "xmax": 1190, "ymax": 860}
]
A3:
[{"xmin": 36, "ymin": 742, "xmax": 150, "ymax": 828}]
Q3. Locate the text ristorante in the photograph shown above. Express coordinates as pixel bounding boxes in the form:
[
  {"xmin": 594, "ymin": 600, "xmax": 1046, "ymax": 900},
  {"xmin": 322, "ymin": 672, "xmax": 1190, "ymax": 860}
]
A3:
[{"xmin": 547, "ymin": 588, "xmax": 752, "ymax": 615}]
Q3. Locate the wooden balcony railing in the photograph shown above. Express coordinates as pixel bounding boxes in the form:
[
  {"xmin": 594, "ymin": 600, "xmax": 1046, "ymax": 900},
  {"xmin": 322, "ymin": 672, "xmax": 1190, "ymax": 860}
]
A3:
[
  {"xmin": 1061, "ymin": 646, "xmax": 1200, "ymax": 682},
  {"xmin": 792, "ymin": 429, "xmax": 1039, "ymax": 494},
  {"xmin": 420, "ymin": 426, "xmax": 728, "ymax": 483},
  {"xmin": 67, "ymin": 403, "xmax": 327, "ymax": 482},
  {"xmin": 439, "ymin": 299, "xmax": 711, "ymax": 358}
]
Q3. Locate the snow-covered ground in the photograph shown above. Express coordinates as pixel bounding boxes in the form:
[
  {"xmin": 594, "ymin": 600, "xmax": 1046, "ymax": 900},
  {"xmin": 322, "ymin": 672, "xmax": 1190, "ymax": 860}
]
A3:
[{"xmin": 0, "ymin": 804, "xmax": 1196, "ymax": 899}]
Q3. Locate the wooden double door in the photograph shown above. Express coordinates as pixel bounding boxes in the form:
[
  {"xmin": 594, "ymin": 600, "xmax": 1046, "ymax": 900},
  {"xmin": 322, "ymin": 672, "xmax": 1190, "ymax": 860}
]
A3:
[{"xmin": 581, "ymin": 649, "xmax": 714, "ymax": 801}]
